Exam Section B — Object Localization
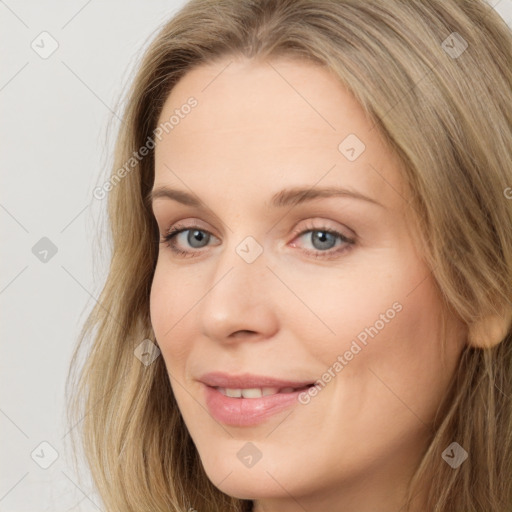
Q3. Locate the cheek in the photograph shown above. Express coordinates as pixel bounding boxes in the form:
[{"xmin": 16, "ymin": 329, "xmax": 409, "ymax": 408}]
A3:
[
  {"xmin": 333, "ymin": 272, "xmax": 458, "ymax": 425},
  {"xmin": 149, "ymin": 264, "xmax": 191, "ymax": 365},
  {"xmin": 296, "ymin": 254, "xmax": 451, "ymax": 384},
  {"xmin": 276, "ymin": 258, "xmax": 403, "ymax": 361}
]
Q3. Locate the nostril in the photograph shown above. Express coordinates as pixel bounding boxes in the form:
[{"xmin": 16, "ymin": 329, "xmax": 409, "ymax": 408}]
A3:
[{"xmin": 231, "ymin": 330, "xmax": 256, "ymax": 338}]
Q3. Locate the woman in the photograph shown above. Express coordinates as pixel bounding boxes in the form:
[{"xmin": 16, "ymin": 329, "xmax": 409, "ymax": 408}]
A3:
[{"xmin": 67, "ymin": 1, "xmax": 512, "ymax": 510}]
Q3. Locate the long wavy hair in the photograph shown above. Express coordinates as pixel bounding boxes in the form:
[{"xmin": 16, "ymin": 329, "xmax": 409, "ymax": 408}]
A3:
[{"xmin": 66, "ymin": 1, "xmax": 512, "ymax": 510}]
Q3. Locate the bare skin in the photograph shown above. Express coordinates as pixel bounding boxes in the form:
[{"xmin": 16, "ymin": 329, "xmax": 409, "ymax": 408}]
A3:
[{"xmin": 149, "ymin": 56, "xmax": 467, "ymax": 512}]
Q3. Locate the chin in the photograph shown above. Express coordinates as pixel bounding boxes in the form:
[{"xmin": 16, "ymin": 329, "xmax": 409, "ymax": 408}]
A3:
[{"xmin": 199, "ymin": 448, "xmax": 289, "ymax": 500}]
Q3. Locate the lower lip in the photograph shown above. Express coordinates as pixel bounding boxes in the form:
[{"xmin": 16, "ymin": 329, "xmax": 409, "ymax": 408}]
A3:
[{"xmin": 203, "ymin": 384, "xmax": 306, "ymax": 427}]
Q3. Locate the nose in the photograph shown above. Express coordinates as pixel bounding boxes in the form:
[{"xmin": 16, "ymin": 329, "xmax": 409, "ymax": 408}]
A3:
[{"xmin": 198, "ymin": 243, "xmax": 279, "ymax": 344}]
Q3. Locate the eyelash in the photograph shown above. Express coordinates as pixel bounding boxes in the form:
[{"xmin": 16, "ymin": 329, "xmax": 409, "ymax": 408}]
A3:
[{"xmin": 159, "ymin": 221, "xmax": 356, "ymax": 260}]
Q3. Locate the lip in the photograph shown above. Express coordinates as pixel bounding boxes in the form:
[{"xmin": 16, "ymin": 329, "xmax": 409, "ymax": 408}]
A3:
[{"xmin": 199, "ymin": 372, "xmax": 314, "ymax": 427}]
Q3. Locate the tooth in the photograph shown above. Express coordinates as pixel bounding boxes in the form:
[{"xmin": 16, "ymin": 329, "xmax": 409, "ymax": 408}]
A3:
[
  {"xmin": 219, "ymin": 387, "xmax": 289, "ymax": 398},
  {"xmin": 241, "ymin": 388, "xmax": 263, "ymax": 398}
]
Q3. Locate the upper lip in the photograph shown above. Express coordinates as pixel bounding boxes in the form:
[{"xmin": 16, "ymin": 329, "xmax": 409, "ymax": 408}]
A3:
[{"xmin": 199, "ymin": 372, "xmax": 314, "ymax": 389}]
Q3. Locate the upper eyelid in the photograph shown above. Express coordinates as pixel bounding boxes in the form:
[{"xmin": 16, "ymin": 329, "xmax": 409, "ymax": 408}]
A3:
[
  {"xmin": 163, "ymin": 222, "xmax": 355, "ymax": 243},
  {"xmin": 162, "ymin": 218, "xmax": 350, "ymax": 233}
]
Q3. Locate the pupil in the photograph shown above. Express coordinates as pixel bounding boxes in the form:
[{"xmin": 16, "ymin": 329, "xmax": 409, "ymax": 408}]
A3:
[
  {"xmin": 313, "ymin": 231, "xmax": 335, "ymax": 250},
  {"xmin": 188, "ymin": 229, "xmax": 208, "ymax": 248}
]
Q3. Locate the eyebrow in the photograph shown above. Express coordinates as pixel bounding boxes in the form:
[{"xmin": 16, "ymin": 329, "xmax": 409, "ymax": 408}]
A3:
[{"xmin": 147, "ymin": 185, "xmax": 384, "ymax": 209}]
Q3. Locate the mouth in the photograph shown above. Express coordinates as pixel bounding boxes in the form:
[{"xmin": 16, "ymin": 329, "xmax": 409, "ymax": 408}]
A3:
[
  {"xmin": 215, "ymin": 385, "xmax": 312, "ymax": 398},
  {"xmin": 199, "ymin": 373, "xmax": 315, "ymax": 427}
]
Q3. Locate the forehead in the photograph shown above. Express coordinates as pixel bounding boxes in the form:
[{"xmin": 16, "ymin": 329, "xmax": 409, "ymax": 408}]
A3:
[{"xmin": 153, "ymin": 57, "xmax": 407, "ymax": 210}]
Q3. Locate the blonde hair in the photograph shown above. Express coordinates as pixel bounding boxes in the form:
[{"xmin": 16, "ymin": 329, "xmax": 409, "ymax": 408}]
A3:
[{"xmin": 66, "ymin": 1, "xmax": 512, "ymax": 510}]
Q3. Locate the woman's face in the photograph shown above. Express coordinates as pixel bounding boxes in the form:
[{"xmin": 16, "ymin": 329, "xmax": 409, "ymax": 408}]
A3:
[{"xmin": 149, "ymin": 57, "xmax": 467, "ymax": 511}]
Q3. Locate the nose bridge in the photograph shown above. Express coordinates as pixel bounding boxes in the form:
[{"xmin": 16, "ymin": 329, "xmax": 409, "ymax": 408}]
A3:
[
  {"xmin": 211, "ymin": 229, "xmax": 269, "ymax": 295},
  {"xmin": 198, "ymin": 233, "xmax": 278, "ymax": 342}
]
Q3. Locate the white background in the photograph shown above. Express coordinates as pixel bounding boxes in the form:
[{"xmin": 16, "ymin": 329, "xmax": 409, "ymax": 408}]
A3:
[{"xmin": 1, "ymin": 1, "xmax": 511, "ymax": 510}]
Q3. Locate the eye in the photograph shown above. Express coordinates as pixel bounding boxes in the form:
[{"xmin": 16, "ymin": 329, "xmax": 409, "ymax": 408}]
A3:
[
  {"xmin": 159, "ymin": 220, "xmax": 355, "ymax": 260},
  {"xmin": 160, "ymin": 224, "xmax": 218, "ymax": 258},
  {"xmin": 289, "ymin": 221, "xmax": 355, "ymax": 260}
]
